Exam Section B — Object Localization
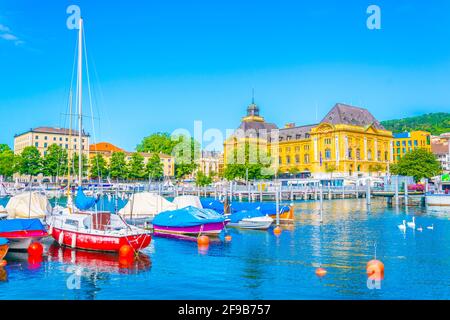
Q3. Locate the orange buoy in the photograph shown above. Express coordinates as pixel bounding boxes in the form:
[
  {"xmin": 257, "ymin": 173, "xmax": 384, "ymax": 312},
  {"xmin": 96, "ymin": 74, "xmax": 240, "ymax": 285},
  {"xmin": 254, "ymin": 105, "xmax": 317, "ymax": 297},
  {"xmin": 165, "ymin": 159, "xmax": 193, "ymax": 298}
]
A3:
[
  {"xmin": 315, "ymin": 267, "xmax": 327, "ymax": 277},
  {"xmin": 119, "ymin": 245, "xmax": 134, "ymax": 259},
  {"xmin": 366, "ymin": 259, "xmax": 384, "ymax": 280},
  {"xmin": 27, "ymin": 242, "xmax": 43, "ymax": 257},
  {"xmin": 197, "ymin": 235, "xmax": 210, "ymax": 246},
  {"xmin": 225, "ymin": 235, "xmax": 232, "ymax": 242},
  {"xmin": 273, "ymin": 226, "xmax": 282, "ymax": 236},
  {"xmin": 0, "ymin": 260, "xmax": 7, "ymax": 268}
]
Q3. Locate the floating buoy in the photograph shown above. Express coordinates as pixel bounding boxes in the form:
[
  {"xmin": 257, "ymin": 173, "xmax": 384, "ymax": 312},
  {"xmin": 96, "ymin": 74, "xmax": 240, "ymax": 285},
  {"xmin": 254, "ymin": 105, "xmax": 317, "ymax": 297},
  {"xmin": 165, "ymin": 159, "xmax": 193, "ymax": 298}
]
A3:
[
  {"xmin": 366, "ymin": 259, "xmax": 384, "ymax": 280},
  {"xmin": 119, "ymin": 245, "xmax": 134, "ymax": 259},
  {"xmin": 315, "ymin": 267, "xmax": 327, "ymax": 277},
  {"xmin": 0, "ymin": 260, "xmax": 7, "ymax": 267},
  {"xmin": 28, "ymin": 242, "xmax": 43, "ymax": 257},
  {"xmin": 197, "ymin": 235, "xmax": 210, "ymax": 246},
  {"xmin": 273, "ymin": 226, "xmax": 282, "ymax": 236},
  {"xmin": 225, "ymin": 235, "xmax": 232, "ymax": 242}
]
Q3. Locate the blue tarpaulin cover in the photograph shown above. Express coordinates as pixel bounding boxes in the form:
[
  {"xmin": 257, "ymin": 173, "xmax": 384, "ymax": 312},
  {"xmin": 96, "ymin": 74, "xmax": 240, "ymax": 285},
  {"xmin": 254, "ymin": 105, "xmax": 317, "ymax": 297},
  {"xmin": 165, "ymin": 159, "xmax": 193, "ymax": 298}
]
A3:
[
  {"xmin": 0, "ymin": 218, "xmax": 46, "ymax": 233},
  {"xmin": 0, "ymin": 238, "xmax": 8, "ymax": 245},
  {"xmin": 201, "ymin": 198, "xmax": 290, "ymax": 215},
  {"xmin": 229, "ymin": 210, "xmax": 265, "ymax": 223},
  {"xmin": 75, "ymin": 186, "xmax": 98, "ymax": 211},
  {"xmin": 153, "ymin": 206, "xmax": 225, "ymax": 227}
]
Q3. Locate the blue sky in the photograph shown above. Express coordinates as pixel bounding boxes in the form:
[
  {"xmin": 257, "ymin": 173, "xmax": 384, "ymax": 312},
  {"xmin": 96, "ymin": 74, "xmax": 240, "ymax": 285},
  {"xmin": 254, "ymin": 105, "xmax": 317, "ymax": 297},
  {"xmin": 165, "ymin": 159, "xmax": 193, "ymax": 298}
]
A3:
[{"xmin": 1, "ymin": 0, "xmax": 450, "ymax": 151}]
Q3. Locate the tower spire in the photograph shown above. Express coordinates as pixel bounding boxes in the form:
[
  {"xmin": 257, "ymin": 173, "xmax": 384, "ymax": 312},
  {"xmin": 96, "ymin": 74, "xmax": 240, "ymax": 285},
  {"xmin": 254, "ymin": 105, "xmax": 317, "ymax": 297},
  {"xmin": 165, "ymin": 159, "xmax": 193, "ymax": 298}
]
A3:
[{"xmin": 252, "ymin": 88, "xmax": 255, "ymax": 104}]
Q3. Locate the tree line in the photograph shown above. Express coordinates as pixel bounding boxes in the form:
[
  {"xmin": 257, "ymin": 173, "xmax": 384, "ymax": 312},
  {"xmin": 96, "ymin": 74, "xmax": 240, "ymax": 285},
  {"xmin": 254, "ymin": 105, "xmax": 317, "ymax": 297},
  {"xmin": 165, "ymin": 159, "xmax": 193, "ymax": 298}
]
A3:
[{"xmin": 0, "ymin": 144, "xmax": 164, "ymax": 182}]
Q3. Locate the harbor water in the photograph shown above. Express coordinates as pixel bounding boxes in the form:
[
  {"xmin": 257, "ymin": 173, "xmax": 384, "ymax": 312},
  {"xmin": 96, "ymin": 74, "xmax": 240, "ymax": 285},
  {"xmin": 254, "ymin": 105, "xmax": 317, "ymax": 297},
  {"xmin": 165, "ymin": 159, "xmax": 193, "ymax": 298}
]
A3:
[{"xmin": 0, "ymin": 197, "xmax": 449, "ymax": 300}]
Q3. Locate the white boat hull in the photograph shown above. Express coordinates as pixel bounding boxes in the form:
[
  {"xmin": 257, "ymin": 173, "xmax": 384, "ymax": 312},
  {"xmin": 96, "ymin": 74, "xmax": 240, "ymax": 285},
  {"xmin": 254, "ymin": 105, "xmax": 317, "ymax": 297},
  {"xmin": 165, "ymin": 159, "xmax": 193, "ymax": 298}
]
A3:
[
  {"xmin": 426, "ymin": 194, "xmax": 450, "ymax": 206},
  {"xmin": 228, "ymin": 216, "xmax": 274, "ymax": 230}
]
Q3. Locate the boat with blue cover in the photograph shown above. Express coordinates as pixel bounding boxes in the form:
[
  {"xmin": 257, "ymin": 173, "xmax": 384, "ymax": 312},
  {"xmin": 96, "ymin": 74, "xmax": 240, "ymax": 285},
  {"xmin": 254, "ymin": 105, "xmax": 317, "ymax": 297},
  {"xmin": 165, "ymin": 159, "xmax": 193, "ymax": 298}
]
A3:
[
  {"xmin": 152, "ymin": 206, "xmax": 227, "ymax": 237},
  {"xmin": 200, "ymin": 198, "xmax": 294, "ymax": 223}
]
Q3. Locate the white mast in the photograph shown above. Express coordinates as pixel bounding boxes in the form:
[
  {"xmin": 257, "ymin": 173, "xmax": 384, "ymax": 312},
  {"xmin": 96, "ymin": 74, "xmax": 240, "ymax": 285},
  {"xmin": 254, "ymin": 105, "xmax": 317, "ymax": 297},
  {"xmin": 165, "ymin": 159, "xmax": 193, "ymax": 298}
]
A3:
[{"xmin": 77, "ymin": 18, "xmax": 83, "ymax": 186}]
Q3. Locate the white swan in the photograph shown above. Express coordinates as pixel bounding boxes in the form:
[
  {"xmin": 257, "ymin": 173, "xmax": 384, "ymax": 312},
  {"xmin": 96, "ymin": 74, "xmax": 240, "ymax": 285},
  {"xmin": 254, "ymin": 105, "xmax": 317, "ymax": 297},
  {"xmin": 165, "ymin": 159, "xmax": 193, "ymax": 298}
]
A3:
[
  {"xmin": 398, "ymin": 220, "xmax": 406, "ymax": 231},
  {"xmin": 407, "ymin": 217, "xmax": 416, "ymax": 229},
  {"xmin": 427, "ymin": 224, "xmax": 434, "ymax": 230}
]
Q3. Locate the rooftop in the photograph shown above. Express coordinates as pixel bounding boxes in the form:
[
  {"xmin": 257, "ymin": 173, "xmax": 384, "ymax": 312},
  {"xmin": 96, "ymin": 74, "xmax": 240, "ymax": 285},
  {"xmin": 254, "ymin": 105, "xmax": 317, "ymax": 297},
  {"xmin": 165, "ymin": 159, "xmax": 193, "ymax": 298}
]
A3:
[
  {"xmin": 15, "ymin": 127, "xmax": 90, "ymax": 137},
  {"xmin": 320, "ymin": 103, "xmax": 385, "ymax": 130}
]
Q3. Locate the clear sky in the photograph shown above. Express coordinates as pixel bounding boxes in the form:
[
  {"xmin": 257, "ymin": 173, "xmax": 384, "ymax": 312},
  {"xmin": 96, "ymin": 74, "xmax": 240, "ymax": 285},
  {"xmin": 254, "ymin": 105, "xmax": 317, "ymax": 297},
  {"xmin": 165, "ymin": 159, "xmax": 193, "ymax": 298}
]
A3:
[{"xmin": 1, "ymin": 0, "xmax": 449, "ymax": 151}]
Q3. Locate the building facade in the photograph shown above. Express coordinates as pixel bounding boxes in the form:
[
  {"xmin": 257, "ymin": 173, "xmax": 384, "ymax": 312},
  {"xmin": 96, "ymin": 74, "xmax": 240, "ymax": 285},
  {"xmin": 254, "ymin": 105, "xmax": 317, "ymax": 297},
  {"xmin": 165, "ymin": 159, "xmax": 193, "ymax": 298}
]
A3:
[
  {"xmin": 392, "ymin": 131, "xmax": 431, "ymax": 162},
  {"xmin": 224, "ymin": 102, "xmax": 396, "ymax": 178},
  {"xmin": 14, "ymin": 127, "xmax": 90, "ymax": 156},
  {"xmin": 431, "ymin": 133, "xmax": 450, "ymax": 173},
  {"xmin": 89, "ymin": 142, "xmax": 175, "ymax": 177}
]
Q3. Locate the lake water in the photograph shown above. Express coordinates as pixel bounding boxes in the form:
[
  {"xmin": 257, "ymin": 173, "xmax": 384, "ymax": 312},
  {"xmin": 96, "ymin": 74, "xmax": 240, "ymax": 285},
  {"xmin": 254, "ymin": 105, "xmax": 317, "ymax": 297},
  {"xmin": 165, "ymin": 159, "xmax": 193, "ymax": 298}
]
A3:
[{"xmin": 1, "ymin": 197, "xmax": 449, "ymax": 300}]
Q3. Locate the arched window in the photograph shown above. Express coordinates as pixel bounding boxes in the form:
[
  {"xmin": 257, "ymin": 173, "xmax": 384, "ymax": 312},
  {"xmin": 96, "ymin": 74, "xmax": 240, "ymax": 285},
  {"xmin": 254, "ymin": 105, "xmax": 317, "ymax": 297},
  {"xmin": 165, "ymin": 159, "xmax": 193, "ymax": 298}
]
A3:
[
  {"xmin": 384, "ymin": 151, "xmax": 389, "ymax": 161},
  {"xmin": 356, "ymin": 148, "xmax": 361, "ymax": 160},
  {"xmin": 348, "ymin": 148, "xmax": 353, "ymax": 159},
  {"xmin": 325, "ymin": 148, "xmax": 331, "ymax": 160},
  {"xmin": 304, "ymin": 154, "xmax": 310, "ymax": 164},
  {"xmin": 367, "ymin": 149, "xmax": 372, "ymax": 161},
  {"xmin": 377, "ymin": 150, "xmax": 381, "ymax": 161}
]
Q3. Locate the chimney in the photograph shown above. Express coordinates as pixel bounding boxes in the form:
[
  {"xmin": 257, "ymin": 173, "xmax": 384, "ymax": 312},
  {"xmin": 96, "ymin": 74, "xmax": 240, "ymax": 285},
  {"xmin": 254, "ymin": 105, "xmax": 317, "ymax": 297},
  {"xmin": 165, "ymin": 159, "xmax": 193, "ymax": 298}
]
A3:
[{"xmin": 285, "ymin": 123, "xmax": 295, "ymax": 128}]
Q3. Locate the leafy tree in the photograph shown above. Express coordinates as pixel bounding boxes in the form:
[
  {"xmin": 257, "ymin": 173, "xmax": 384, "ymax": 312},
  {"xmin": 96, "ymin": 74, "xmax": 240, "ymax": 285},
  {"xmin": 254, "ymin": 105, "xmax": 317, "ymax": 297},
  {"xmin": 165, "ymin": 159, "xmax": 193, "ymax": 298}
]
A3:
[
  {"xmin": 18, "ymin": 146, "xmax": 42, "ymax": 177},
  {"xmin": 90, "ymin": 154, "xmax": 109, "ymax": 179},
  {"xmin": 195, "ymin": 170, "xmax": 212, "ymax": 187},
  {"xmin": 223, "ymin": 142, "xmax": 273, "ymax": 181},
  {"xmin": 391, "ymin": 148, "xmax": 441, "ymax": 181},
  {"xmin": 71, "ymin": 153, "xmax": 89, "ymax": 178},
  {"xmin": 109, "ymin": 151, "xmax": 128, "ymax": 180},
  {"xmin": 128, "ymin": 152, "xmax": 146, "ymax": 180},
  {"xmin": 175, "ymin": 162, "xmax": 198, "ymax": 180},
  {"xmin": 137, "ymin": 132, "xmax": 175, "ymax": 155},
  {"xmin": 42, "ymin": 144, "xmax": 68, "ymax": 182},
  {"xmin": 146, "ymin": 153, "xmax": 164, "ymax": 180},
  {"xmin": 0, "ymin": 144, "xmax": 11, "ymax": 153},
  {"xmin": 0, "ymin": 148, "xmax": 17, "ymax": 179}
]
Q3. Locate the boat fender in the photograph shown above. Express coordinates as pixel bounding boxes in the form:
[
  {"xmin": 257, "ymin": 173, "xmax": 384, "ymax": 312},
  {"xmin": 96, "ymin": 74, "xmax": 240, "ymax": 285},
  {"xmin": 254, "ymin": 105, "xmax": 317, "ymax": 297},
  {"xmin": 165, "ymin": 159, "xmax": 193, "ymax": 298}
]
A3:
[
  {"xmin": 71, "ymin": 234, "xmax": 76, "ymax": 249},
  {"xmin": 58, "ymin": 231, "xmax": 64, "ymax": 245}
]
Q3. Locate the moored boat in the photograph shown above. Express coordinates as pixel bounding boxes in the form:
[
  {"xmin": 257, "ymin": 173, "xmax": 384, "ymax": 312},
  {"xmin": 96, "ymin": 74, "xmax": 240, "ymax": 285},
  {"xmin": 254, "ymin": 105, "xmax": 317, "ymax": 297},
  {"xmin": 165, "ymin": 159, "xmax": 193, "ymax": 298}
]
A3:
[
  {"xmin": 425, "ymin": 193, "xmax": 450, "ymax": 206},
  {"xmin": 152, "ymin": 206, "xmax": 227, "ymax": 237},
  {"xmin": 0, "ymin": 219, "xmax": 48, "ymax": 250},
  {"xmin": 49, "ymin": 211, "xmax": 152, "ymax": 252},
  {"xmin": 227, "ymin": 210, "xmax": 274, "ymax": 230}
]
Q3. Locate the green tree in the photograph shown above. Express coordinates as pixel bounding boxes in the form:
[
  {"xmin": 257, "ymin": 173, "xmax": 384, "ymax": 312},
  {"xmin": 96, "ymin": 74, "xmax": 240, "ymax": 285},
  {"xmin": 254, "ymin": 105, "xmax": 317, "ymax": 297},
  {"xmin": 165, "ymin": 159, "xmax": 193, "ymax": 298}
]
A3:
[
  {"xmin": 42, "ymin": 144, "xmax": 68, "ymax": 182},
  {"xmin": 0, "ymin": 144, "xmax": 11, "ymax": 153},
  {"xmin": 128, "ymin": 152, "xmax": 146, "ymax": 180},
  {"xmin": 195, "ymin": 170, "xmax": 213, "ymax": 187},
  {"xmin": 137, "ymin": 132, "xmax": 175, "ymax": 154},
  {"xmin": 109, "ymin": 151, "xmax": 128, "ymax": 180},
  {"xmin": 89, "ymin": 153, "xmax": 109, "ymax": 179},
  {"xmin": 175, "ymin": 162, "xmax": 198, "ymax": 180},
  {"xmin": 381, "ymin": 112, "xmax": 450, "ymax": 136},
  {"xmin": 18, "ymin": 146, "xmax": 42, "ymax": 176},
  {"xmin": 0, "ymin": 148, "xmax": 17, "ymax": 179},
  {"xmin": 391, "ymin": 148, "xmax": 441, "ymax": 181},
  {"xmin": 71, "ymin": 153, "xmax": 89, "ymax": 178},
  {"xmin": 146, "ymin": 153, "xmax": 164, "ymax": 180}
]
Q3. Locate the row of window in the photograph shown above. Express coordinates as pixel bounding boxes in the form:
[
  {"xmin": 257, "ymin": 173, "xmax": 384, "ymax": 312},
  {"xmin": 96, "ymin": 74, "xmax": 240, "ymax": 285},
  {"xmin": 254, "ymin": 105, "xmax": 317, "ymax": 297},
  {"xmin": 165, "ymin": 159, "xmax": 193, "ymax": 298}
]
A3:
[
  {"xmin": 395, "ymin": 140, "xmax": 419, "ymax": 147},
  {"xmin": 35, "ymin": 142, "xmax": 85, "ymax": 150},
  {"xmin": 280, "ymin": 154, "xmax": 310, "ymax": 165},
  {"xmin": 35, "ymin": 135, "xmax": 85, "ymax": 143}
]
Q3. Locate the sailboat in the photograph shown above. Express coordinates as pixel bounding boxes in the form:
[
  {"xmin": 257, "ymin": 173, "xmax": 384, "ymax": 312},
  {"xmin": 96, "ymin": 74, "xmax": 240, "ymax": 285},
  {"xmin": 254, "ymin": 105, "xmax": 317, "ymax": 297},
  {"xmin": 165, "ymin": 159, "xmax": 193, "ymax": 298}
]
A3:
[{"xmin": 48, "ymin": 18, "xmax": 151, "ymax": 252}]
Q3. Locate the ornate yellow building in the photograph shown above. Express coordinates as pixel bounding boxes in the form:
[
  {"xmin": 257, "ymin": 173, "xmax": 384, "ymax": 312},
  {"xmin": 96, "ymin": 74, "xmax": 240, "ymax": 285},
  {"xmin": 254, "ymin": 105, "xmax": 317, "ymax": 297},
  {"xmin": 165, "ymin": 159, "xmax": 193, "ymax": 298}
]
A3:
[{"xmin": 225, "ymin": 102, "xmax": 396, "ymax": 178}]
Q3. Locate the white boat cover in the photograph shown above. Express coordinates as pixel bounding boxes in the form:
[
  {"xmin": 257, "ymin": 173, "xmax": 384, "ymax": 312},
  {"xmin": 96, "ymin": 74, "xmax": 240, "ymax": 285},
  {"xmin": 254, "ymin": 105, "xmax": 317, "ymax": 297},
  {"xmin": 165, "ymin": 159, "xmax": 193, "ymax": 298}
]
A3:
[
  {"xmin": 119, "ymin": 192, "xmax": 177, "ymax": 218},
  {"xmin": 6, "ymin": 192, "xmax": 52, "ymax": 218},
  {"xmin": 172, "ymin": 195, "xmax": 203, "ymax": 209}
]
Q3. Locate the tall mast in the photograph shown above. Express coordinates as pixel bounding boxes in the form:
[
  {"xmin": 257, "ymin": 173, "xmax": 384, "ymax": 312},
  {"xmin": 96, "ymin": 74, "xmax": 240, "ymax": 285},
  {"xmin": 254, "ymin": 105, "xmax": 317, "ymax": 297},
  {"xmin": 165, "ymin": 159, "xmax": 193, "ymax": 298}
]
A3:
[{"xmin": 77, "ymin": 18, "xmax": 83, "ymax": 186}]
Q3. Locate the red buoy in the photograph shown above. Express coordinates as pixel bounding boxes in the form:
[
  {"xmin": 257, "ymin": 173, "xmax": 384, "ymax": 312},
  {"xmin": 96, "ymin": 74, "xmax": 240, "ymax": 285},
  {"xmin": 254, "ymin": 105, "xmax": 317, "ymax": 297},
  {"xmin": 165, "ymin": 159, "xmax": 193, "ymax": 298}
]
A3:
[
  {"xmin": 315, "ymin": 267, "xmax": 327, "ymax": 277},
  {"xmin": 225, "ymin": 235, "xmax": 232, "ymax": 242},
  {"xmin": 119, "ymin": 245, "xmax": 134, "ymax": 259},
  {"xmin": 366, "ymin": 259, "xmax": 384, "ymax": 280},
  {"xmin": 273, "ymin": 226, "xmax": 282, "ymax": 236},
  {"xmin": 197, "ymin": 235, "xmax": 210, "ymax": 246},
  {"xmin": 28, "ymin": 242, "xmax": 43, "ymax": 257}
]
